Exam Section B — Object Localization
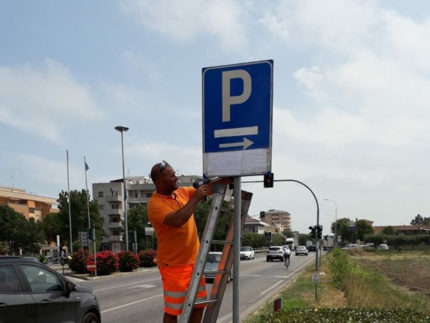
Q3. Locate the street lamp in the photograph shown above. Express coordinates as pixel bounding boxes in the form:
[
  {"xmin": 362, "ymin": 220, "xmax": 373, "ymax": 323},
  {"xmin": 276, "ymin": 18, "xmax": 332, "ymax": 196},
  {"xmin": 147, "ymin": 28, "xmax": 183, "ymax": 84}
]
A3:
[
  {"xmin": 324, "ymin": 199, "xmax": 338, "ymax": 248},
  {"xmin": 115, "ymin": 125, "xmax": 129, "ymax": 251}
]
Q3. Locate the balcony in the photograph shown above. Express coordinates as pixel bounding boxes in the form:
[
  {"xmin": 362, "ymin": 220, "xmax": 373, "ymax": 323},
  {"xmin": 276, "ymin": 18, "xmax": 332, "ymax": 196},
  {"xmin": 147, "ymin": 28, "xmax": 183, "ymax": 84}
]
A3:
[
  {"xmin": 106, "ymin": 221, "xmax": 122, "ymax": 229},
  {"xmin": 107, "ymin": 195, "xmax": 122, "ymax": 202}
]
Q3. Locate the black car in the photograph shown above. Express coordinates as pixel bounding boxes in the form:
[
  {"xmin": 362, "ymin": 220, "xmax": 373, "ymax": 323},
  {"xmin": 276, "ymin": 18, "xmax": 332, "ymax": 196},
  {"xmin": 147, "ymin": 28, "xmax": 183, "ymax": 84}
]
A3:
[
  {"xmin": 308, "ymin": 245, "xmax": 317, "ymax": 252},
  {"xmin": 0, "ymin": 256, "xmax": 101, "ymax": 323}
]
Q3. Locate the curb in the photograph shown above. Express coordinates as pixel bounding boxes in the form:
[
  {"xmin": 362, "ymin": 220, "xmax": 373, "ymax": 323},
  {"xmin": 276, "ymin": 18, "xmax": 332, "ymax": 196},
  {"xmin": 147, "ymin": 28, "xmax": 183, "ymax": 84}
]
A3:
[{"xmin": 63, "ymin": 266, "xmax": 158, "ymax": 281}]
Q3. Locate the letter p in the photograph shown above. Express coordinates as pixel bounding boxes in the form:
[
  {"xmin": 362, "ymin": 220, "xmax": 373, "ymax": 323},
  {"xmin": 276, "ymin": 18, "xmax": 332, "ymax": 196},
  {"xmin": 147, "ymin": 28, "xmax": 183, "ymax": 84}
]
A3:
[{"xmin": 222, "ymin": 69, "xmax": 252, "ymax": 122}]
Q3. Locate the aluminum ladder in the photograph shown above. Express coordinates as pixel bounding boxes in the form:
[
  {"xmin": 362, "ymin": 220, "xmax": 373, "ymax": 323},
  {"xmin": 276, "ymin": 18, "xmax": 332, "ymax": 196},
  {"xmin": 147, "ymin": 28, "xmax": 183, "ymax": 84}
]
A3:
[{"xmin": 179, "ymin": 186, "xmax": 253, "ymax": 323}]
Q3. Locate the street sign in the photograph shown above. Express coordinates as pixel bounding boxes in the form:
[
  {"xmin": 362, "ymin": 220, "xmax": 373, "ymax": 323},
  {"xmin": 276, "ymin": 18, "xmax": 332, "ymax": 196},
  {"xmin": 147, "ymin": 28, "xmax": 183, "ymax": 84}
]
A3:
[
  {"xmin": 311, "ymin": 273, "xmax": 320, "ymax": 283},
  {"xmin": 78, "ymin": 231, "xmax": 88, "ymax": 246},
  {"xmin": 86, "ymin": 260, "xmax": 96, "ymax": 272},
  {"xmin": 202, "ymin": 60, "xmax": 273, "ymax": 177}
]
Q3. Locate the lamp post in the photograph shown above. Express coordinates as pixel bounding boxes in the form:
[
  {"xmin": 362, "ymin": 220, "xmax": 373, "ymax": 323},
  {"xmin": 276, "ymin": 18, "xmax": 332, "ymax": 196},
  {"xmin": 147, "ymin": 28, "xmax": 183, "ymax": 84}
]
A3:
[
  {"xmin": 324, "ymin": 199, "xmax": 337, "ymax": 248},
  {"xmin": 115, "ymin": 125, "xmax": 129, "ymax": 251}
]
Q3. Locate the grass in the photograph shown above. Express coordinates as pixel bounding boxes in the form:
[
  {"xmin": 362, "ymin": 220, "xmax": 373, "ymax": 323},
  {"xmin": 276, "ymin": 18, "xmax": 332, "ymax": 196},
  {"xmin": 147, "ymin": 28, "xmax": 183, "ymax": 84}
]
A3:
[{"xmin": 244, "ymin": 249, "xmax": 430, "ymax": 322}]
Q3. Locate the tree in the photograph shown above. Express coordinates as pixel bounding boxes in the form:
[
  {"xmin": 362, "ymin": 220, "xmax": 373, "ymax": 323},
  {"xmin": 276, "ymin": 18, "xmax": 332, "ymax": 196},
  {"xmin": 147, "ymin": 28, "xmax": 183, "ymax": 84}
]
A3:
[
  {"xmin": 381, "ymin": 226, "xmax": 396, "ymax": 235},
  {"xmin": 283, "ymin": 229, "xmax": 294, "ymax": 238},
  {"xmin": 356, "ymin": 220, "xmax": 374, "ymax": 241},
  {"xmin": 411, "ymin": 214, "xmax": 424, "ymax": 229},
  {"xmin": 331, "ymin": 218, "xmax": 355, "ymax": 243},
  {"xmin": 127, "ymin": 204, "xmax": 152, "ymax": 250},
  {"xmin": 55, "ymin": 190, "xmax": 103, "ymax": 248},
  {"xmin": 0, "ymin": 205, "xmax": 43, "ymax": 254}
]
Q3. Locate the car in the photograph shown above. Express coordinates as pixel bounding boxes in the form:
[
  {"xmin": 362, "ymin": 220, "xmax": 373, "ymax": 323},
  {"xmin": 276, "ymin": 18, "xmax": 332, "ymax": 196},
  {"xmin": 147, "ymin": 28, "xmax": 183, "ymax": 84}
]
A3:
[
  {"xmin": 204, "ymin": 252, "xmax": 232, "ymax": 283},
  {"xmin": 266, "ymin": 246, "xmax": 284, "ymax": 262},
  {"xmin": 295, "ymin": 245, "xmax": 309, "ymax": 256},
  {"xmin": 240, "ymin": 246, "xmax": 255, "ymax": 260},
  {"xmin": 307, "ymin": 245, "xmax": 317, "ymax": 252},
  {"xmin": 342, "ymin": 244, "xmax": 359, "ymax": 250},
  {"xmin": 0, "ymin": 256, "xmax": 101, "ymax": 323},
  {"xmin": 378, "ymin": 243, "xmax": 389, "ymax": 250}
]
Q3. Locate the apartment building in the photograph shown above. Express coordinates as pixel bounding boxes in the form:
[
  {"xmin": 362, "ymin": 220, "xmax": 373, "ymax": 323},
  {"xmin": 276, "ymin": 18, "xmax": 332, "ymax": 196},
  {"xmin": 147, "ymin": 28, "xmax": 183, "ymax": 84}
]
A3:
[
  {"xmin": 259, "ymin": 209, "xmax": 291, "ymax": 232},
  {"xmin": 0, "ymin": 185, "xmax": 57, "ymax": 222},
  {"xmin": 93, "ymin": 175, "xmax": 201, "ymax": 252}
]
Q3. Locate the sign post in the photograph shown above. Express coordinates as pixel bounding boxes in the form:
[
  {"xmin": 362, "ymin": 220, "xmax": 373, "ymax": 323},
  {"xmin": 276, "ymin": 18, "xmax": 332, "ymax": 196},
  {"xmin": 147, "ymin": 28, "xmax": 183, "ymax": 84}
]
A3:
[{"xmin": 202, "ymin": 60, "xmax": 273, "ymax": 323}]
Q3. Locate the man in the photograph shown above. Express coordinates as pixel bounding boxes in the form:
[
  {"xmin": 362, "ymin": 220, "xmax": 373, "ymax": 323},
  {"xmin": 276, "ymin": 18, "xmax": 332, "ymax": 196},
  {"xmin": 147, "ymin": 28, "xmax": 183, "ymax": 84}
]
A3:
[{"xmin": 148, "ymin": 160, "xmax": 230, "ymax": 323}]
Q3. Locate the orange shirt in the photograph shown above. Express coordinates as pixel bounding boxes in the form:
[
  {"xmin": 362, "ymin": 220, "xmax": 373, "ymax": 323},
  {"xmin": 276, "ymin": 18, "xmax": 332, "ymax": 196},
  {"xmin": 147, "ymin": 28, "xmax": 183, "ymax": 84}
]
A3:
[{"xmin": 148, "ymin": 187, "xmax": 200, "ymax": 267}]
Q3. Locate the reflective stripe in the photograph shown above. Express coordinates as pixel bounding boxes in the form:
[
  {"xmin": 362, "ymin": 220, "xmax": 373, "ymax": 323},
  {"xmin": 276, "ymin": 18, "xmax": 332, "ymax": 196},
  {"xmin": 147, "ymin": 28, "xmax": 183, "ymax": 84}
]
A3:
[
  {"xmin": 198, "ymin": 285, "xmax": 206, "ymax": 293},
  {"xmin": 164, "ymin": 290, "xmax": 187, "ymax": 298},
  {"xmin": 165, "ymin": 302, "xmax": 183, "ymax": 310}
]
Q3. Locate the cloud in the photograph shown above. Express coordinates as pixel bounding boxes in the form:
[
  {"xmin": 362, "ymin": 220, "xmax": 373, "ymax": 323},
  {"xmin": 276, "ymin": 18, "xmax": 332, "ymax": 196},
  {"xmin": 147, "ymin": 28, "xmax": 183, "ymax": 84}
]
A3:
[
  {"xmin": 119, "ymin": 0, "xmax": 247, "ymax": 52},
  {"xmin": 0, "ymin": 58, "xmax": 100, "ymax": 145}
]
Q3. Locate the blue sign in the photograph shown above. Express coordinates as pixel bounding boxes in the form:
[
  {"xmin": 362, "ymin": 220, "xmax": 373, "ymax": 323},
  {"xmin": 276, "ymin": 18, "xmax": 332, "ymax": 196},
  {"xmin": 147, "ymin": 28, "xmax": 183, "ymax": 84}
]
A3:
[
  {"xmin": 202, "ymin": 60, "xmax": 273, "ymax": 177},
  {"xmin": 203, "ymin": 60, "xmax": 273, "ymax": 153}
]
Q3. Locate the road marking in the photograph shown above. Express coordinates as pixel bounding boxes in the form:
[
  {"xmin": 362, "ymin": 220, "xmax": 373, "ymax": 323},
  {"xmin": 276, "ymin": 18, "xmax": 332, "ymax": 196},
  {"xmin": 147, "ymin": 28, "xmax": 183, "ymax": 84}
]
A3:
[
  {"xmin": 94, "ymin": 278, "xmax": 160, "ymax": 293},
  {"xmin": 101, "ymin": 293, "xmax": 162, "ymax": 314},
  {"xmin": 259, "ymin": 280, "xmax": 284, "ymax": 296},
  {"xmin": 214, "ymin": 126, "xmax": 258, "ymax": 138},
  {"xmin": 132, "ymin": 284, "xmax": 156, "ymax": 289}
]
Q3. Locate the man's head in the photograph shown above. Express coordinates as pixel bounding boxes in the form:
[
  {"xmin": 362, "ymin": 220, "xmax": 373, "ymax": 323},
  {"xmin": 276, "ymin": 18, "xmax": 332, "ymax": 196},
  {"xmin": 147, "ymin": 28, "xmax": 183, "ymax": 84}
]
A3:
[{"xmin": 150, "ymin": 160, "xmax": 178, "ymax": 195}]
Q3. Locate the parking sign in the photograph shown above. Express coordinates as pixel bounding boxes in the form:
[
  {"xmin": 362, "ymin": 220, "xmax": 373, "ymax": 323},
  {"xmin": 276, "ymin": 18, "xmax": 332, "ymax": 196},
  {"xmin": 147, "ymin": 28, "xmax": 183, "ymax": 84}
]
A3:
[{"xmin": 202, "ymin": 60, "xmax": 273, "ymax": 177}]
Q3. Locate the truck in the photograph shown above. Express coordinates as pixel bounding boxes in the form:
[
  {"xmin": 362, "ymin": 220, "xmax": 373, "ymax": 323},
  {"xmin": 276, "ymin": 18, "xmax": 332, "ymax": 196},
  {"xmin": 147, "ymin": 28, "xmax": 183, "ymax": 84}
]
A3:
[
  {"xmin": 323, "ymin": 235, "xmax": 335, "ymax": 250},
  {"xmin": 285, "ymin": 237, "xmax": 298, "ymax": 251}
]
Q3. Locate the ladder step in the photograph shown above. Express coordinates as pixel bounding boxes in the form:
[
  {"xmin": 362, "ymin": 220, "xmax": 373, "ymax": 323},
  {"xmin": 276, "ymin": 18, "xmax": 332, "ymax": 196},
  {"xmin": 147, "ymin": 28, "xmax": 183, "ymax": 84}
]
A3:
[
  {"xmin": 212, "ymin": 240, "xmax": 233, "ymax": 245},
  {"xmin": 194, "ymin": 298, "xmax": 218, "ymax": 306},
  {"xmin": 204, "ymin": 269, "xmax": 227, "ymax": 275}
]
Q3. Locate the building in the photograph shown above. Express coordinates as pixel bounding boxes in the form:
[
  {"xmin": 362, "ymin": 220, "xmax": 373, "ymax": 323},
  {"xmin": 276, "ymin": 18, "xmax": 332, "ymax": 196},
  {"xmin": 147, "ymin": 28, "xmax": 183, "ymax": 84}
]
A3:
[
  {"xmin": 242, "ymin": 215, "xmax": 273, "ymax": 234},
  {"xmin": 93, "ymin": 175, "xmax": 201, "ymax": 252},
  {"xmin": 259, "ymin": 209, "xmax": 291, "ymax": 232},
  {"xmin": 0, "ymin": 185, "xmax": 57, "ymax": 222}
]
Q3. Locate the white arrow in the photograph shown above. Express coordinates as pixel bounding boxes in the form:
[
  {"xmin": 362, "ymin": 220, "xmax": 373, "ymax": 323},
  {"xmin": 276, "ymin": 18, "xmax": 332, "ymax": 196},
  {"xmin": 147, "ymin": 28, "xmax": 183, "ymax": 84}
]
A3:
[{"xmin": 219, "ymin": 137, "xmax": 253, "ymax": 150}]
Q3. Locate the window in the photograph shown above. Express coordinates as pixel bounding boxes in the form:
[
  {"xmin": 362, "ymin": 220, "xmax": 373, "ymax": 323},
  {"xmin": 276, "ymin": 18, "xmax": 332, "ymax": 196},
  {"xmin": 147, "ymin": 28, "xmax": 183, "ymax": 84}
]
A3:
[
  {"xmin": 146, "ymin": 192, "xmax": 152, "ymax": 198},
  {"xmin": 0, "ymin": 265, "xmax": 23, "ymax": 293},
  {"xmin": 21, "ymin": 265, "xmax": 62, "ymax": 293},
  {"xmin": 98, "ymin": 191, "xmax": 104, "ymax": 197},
  {"xmin": 98, "ymin": 204, "xmax": 104, "ymax": 210},
  {"xmin": 111, "ymin": 203, "xmax": 119, "ymax": 209}
]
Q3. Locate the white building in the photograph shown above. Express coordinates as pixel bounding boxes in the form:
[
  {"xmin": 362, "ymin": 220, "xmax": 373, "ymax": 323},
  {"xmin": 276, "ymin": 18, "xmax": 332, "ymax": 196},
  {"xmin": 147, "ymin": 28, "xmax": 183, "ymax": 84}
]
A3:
[{"xmin": 92, "ymin": 175, "xmax": 201, "ymax": 252}]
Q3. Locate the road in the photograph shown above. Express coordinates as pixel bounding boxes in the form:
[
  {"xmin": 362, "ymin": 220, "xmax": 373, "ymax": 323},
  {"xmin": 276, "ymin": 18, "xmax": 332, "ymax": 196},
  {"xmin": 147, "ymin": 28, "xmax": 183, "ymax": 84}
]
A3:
[{"xmin": 67, "ymin": 252, "xmax": 316, "ymax": 322}]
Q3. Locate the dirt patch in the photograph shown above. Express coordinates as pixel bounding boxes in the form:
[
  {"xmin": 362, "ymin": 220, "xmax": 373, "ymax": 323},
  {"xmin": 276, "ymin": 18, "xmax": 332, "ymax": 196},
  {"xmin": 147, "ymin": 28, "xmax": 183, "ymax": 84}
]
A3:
[{"xmin": 351, "ymin": 251, "xmax": 430, "ymax": 296}]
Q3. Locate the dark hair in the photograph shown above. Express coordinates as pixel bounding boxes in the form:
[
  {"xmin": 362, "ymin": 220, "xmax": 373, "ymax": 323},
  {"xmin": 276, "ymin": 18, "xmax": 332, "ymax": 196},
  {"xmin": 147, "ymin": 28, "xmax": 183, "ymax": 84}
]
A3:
[{"xmin": 150, "ymin": 161, "xmax": 169, "ymax": 183}]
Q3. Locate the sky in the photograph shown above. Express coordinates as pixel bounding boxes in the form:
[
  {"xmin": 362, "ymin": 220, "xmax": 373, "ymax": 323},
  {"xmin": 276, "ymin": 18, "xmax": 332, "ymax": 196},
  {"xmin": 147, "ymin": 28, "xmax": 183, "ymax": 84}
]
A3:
[{"xmin": 1, "ymin": 0, "xmax": 430, "ymax": 235}]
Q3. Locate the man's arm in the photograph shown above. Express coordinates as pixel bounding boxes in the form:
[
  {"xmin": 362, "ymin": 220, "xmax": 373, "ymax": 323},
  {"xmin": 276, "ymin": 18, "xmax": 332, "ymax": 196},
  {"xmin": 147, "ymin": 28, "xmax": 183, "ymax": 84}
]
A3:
[
  {"xmin": 163, "ymin": 177, "xmax": 232, "ymax": 228},
  {"xmin": 162, "ymin": 185, "xmax": 208, "ymax": 227}
]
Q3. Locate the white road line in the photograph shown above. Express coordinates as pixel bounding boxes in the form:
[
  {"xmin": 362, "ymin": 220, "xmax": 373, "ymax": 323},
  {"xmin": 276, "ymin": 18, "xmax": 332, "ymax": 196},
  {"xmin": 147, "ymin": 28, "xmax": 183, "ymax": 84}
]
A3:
[
  {"xmin": 259, "ymin": 280, "xmax": 284, "ymax": 296},
  {"xmin": 93, "ymin": 278, "xmax": 160, "ymax": 293},
  {"xmin": 101, "ymin": 294, "xmax": 163, "ymax": 314}
]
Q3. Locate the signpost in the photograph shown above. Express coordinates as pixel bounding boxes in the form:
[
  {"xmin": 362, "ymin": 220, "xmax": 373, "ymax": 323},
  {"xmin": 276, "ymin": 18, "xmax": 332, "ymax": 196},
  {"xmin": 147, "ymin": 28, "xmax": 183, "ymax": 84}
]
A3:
[
  {"xmin": 202, "ymin": 60, "xmax": 273, "ymax": 177},
  {"xmin": 202, "ymin": 60, "xmax": 273, "ymax": 323}
]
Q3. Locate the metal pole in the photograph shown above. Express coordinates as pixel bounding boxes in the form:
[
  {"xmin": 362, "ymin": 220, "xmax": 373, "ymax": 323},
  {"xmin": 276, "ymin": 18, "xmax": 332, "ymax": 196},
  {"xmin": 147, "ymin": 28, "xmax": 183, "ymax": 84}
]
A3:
[
  {"xmin": 115, "ymin": 126, "xmax": 129, "ymax": 251},
  {"xmin": 242, "ymin": 179, "xmax": 320, "ymax": 270},
  {"xmin": 66, "ymin": 150, "xmax": 73, "ymax": 254},
  {"xmin": 233, "ymin": 177, "xmax": 241, "ymax": 323},
  {"xmin": 84, "ymin": 156, "xmax": 91, "ymax": 229},
  {"xmin": 324, "ymin": 199, "xmax": 338, "ymax": 248},
  {"xmin": 93, "ymin": 228, "xmax": 97, "ymax": 276}
]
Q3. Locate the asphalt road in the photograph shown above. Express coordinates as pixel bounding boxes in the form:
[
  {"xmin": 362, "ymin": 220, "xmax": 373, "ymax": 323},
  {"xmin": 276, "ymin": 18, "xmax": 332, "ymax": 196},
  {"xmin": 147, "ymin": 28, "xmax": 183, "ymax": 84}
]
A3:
[{"xmin": 67, "ymin": 252, "xmax": 316, "ymax": 322}]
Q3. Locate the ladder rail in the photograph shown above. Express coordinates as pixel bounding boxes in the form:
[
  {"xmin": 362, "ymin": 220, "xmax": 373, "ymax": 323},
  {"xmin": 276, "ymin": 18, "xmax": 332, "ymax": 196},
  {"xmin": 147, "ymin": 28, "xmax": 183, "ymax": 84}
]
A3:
[
  {"xmin": 203, "ymin": 190, "xmax": 253, "ymax": 323},
  {"xmin": 179, "ymin": 188, "xmax": 226, "ymax": 323}
]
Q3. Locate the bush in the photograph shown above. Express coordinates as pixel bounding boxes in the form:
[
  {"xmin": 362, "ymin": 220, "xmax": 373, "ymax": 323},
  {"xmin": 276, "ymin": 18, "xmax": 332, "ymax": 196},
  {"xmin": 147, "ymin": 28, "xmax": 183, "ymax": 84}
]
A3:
[
  {"xmin": 139, "ymin": 249, "xmax": 157, "ymax": 267},
  {"xmin": 329, "ymin": 248, "xmax": 350, "ymax": 289},
  {"xmin": 117, "ymin": 251, "xmax": 139, "ymax": 272},
  {"xmin": 69, "ymin": 249, "xmax": 90, "ymax": 273},
  {"xmin": 91, "ymin": 250, "xmax": 118, "ymax": 275},
  {"xmin": 38, "ymin": 254, "xmax": 48, "ymax": 264},
  {"xmin": 256, "ymin": 307, "xmax": 430, "ymax": 323}
]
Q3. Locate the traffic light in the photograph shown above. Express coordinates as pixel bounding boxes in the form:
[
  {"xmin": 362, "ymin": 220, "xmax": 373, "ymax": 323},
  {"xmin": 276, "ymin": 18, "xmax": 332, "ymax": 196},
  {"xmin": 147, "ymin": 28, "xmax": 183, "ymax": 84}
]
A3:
[
  {"xmin": 316, "ymin": 225, "xmax": 323, "ymax": 239},
  {"xmin": 263, "ymin": 172, "xmax": 274, "ymax": 188},
  {"xmin": 309, "ymin": 225, "xmax": 316, "ymax": 239},
  {"xmin": 87, "ymin": 227, "xmax": 93, "ymax": 240}
]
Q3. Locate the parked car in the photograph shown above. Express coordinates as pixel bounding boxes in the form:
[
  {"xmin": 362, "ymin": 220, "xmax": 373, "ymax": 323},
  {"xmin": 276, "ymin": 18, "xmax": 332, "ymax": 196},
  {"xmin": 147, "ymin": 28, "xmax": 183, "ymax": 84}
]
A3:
[
  {"xmin": 295, "ymin": 245, "xmax": 309, "ymax": 256},
  {"xmin": 0, "ymin": 256, "xmax": 101, "ymax": 323},
  {"xmin": 378, "ymin": 243, "xmax": 389, "ymax": 250},
  {"xmin": 266, "ymin": 246, "xmax": 284, "ymax": 262},
  {"xmin": 240, "ymin": 246, "xmax": 255, "ymax": 260},
  {"xmin": 342, "ymin": 244, "xmax": 359, "ymax": 250},
  {"xmin": 204, "ymin": 252, "xmax": 232, "ymax": 283}
]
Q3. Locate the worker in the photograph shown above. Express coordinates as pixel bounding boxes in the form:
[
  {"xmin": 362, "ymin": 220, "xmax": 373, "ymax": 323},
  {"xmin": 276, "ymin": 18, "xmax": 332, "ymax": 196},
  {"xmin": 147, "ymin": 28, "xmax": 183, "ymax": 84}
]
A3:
[{"xmin": 148, "ymin": 160, "xmax": 230, "ymax": 323}]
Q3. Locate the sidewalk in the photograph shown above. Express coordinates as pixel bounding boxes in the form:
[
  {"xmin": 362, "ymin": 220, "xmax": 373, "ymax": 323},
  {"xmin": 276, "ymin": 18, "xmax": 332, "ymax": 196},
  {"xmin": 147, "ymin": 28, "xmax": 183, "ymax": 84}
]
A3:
[{"xmin": 48, "ymin": 263, "xmax": 157, "ymax": 280}]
